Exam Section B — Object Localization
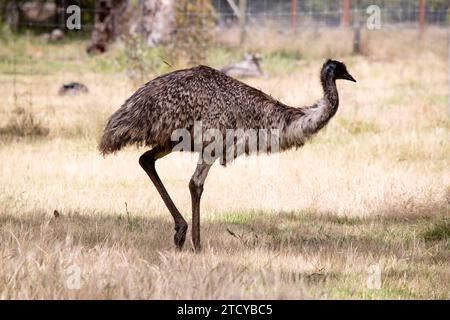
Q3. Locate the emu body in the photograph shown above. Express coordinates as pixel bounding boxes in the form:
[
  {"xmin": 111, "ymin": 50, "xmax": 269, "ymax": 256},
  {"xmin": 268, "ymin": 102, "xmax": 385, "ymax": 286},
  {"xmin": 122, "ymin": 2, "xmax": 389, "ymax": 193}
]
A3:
[{"xmin": 99, "ymin": 59, "xmax": 355, "ymax": 251}]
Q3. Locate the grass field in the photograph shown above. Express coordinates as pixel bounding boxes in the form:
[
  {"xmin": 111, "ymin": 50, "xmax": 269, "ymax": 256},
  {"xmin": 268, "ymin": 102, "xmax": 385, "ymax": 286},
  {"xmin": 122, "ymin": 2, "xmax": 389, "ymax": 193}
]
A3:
[{"xmin": 0, "ymin": 27, "xmax": 449, "ymax": 299}]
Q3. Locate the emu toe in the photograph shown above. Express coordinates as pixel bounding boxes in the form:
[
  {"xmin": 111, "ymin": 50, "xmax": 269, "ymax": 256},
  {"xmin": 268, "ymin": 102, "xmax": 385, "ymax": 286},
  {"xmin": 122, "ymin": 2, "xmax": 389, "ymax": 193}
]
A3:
[{"xmin": 174, "ymin": 223, "xmax": 188, "ymax": 250}]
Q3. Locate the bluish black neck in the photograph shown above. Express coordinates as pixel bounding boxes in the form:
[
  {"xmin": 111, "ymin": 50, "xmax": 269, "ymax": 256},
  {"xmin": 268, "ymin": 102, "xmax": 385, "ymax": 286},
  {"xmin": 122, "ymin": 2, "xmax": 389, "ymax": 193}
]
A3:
[{"xmin": 320, "ymin": 65, "xmax": 339, "ymax": 114}]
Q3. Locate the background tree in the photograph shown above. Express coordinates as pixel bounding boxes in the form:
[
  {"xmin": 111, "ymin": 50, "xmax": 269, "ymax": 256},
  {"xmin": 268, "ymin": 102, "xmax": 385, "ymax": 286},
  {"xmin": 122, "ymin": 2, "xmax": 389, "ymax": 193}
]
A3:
[{"xmin": 167, "ymin": 0, "xmax": 217, "ymax": 65}]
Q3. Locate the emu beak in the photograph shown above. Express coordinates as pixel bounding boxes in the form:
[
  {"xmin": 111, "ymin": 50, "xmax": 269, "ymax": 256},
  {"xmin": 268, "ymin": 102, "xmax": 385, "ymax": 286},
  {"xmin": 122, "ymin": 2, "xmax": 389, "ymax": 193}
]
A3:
[{"xmin": 343, "ymin": 72, "xmax": 356, "ymax": 82}]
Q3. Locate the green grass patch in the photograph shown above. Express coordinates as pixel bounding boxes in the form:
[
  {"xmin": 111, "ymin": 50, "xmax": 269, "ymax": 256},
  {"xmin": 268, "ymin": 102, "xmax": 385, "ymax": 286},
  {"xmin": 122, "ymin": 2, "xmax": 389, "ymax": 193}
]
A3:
[
  {"xmin": 424, "ymin": 93, "xmax": 449, "ymax": 108},
  {"xmin": 206, "ymin": 46, "xmax": 242, "ymax": 69},
  {"xmin": 423, "ymin": 217, "xmax": 450, "ymax": 242},
  {"xmin": 327, "ymin": 215, "xmax": 362, "ymax": 226},
  {"xmin": 262, "ymin": 51, "xmax": 300, "ymax": 75},
  {"xmin": 213, "ymin": 211, "xmax": 257, "ymax": 225}
]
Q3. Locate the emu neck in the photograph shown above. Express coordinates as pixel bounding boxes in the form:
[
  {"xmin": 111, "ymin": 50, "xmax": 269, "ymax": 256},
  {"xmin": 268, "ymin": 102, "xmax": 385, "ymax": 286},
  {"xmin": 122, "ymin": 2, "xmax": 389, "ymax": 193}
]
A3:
[
  {"xmin": 320, "ymin": 69, "xmax": 339, "ymax": 120},
  {"xmin": 280, "ymin": 68, "xmax": 340, "ymax": 150},
  {"xmin": 302, "ymin": 69, "xmax": 340, "ymax": 135}
]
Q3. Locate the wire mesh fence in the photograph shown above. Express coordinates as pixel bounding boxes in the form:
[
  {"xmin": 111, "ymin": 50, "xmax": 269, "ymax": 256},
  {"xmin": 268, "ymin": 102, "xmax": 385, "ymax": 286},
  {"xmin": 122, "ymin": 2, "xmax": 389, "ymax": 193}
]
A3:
[{"xmin": 3, "ymin": 0, "xmax": 449, "ymax": 32}]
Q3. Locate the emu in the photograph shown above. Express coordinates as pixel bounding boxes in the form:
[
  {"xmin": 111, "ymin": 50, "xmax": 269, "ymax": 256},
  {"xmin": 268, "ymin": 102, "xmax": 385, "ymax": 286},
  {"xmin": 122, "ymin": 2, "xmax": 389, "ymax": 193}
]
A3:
[
  {"xmin": 99, "ymin": 59, "xmax": 356, "ymax": 251},
  {"xmin": 58, "ymin": 82, "xmax": 89, "ymax": 96},
  {"xmin": 220, "ymin": 53, "xmax": 265, "ymax": 78}
]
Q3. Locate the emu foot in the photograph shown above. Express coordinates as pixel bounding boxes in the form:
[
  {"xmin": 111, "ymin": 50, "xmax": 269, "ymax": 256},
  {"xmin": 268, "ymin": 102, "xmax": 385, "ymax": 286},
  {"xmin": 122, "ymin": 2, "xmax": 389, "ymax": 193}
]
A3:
[{"xmin": 174, "ymin": 222, "xmax": 188, "ymax": 250}]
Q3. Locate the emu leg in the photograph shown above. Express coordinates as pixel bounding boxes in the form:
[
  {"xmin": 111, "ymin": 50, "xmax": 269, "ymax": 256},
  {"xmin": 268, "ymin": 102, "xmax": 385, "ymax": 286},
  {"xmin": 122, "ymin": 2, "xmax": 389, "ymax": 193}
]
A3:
[
  {"xmin": 189, "ymin": 162, "xmax": 212, "ymax": 252},
  {"xmin": 139, "ymin": 147, "xmax": 188, "ymax": 250}
]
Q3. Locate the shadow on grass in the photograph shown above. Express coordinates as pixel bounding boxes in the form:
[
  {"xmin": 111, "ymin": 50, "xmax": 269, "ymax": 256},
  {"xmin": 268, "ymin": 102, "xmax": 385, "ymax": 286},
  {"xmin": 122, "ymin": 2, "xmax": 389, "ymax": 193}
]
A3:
[{"xmin": 1, "ymin": 201, "xmax": 448, "ymax": 265}]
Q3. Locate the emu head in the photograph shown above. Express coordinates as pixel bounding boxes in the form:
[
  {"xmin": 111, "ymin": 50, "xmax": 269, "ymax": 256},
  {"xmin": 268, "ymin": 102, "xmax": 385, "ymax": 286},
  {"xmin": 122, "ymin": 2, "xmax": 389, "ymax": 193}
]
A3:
[
  {"xmin": 322, "ymin": 59, "xmax": 356, "ymax": 82},
  {"xmin": 244, "ymin": 53, "xmax": 263, "ymax": 76}
]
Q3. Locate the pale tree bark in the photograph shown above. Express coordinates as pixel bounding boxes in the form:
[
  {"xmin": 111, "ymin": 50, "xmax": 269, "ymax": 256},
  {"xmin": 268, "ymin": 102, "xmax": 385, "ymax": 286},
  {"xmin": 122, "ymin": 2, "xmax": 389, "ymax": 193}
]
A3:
[
  {"xmin": 87, "ymin": 0, "xmax": 175, "ymax": 54},
  {"xmin": 130, "ymin": 0, "xmax": 175, "ymax": 47}
]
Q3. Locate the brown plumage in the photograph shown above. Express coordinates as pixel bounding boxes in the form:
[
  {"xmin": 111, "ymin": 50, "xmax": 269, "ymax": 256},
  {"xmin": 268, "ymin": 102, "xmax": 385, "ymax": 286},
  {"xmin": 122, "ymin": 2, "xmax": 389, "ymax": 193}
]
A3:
[
  {"xmin": 99, "ymin": 59, "xmax": 356, "ymax": 251},
  {"xmin": 99, "ymin": 65, "xmax": 282, "ymax": 155}
]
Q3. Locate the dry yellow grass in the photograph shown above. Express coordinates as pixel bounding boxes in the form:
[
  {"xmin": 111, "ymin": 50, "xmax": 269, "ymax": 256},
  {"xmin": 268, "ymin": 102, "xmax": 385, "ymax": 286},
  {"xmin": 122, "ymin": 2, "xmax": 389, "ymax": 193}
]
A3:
[{"xmin": 0, "ymin": 28, "xmax": 449, "ymax": 299}]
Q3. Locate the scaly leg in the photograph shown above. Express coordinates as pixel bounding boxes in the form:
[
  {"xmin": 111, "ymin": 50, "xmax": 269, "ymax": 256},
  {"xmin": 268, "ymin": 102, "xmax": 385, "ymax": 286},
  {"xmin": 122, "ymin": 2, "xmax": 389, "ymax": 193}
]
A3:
[
  {"xmin": 139, "ymin": 147, "xmax": 188, "ymax": 250},
  {"xmin": 189, "ymin": 160, "xmax": 213, "ymax": 252}
]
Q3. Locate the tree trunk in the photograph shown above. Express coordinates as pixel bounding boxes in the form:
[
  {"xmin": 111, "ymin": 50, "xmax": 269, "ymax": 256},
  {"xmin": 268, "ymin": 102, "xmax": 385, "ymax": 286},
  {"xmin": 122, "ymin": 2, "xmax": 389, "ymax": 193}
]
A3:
[
  {"xmin": 130, "ymin": 0, "xmax": 175, "ymax": 47},
  {"xmin": 3, "ymin": 0, "xmax": 21, "ymax": 30},
  {"xmin": 87, "ymin": 0, "xmax": 176, "ymax": 54},
  {"xmin": 87, "ymin": 0, "xmax": 129, "ymax": 54},
  {"xmin": 353, "ymin": 0, "xmax": 362, "ymax": 55},
  {"xmin": 54, "ymin": 0, "xmax": 64, "ymax": 28}
]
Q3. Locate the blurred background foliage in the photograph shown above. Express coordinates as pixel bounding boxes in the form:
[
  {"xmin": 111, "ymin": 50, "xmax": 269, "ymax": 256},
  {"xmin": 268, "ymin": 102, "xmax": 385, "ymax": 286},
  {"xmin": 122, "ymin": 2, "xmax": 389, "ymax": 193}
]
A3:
[{"xmin": 0, "ymin": 0, "xmax": 448, "ymax": 33}]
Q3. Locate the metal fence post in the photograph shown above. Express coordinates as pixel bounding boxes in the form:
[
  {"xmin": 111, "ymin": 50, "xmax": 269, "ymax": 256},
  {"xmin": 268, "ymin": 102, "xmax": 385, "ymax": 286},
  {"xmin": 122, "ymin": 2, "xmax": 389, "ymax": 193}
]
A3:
[{"xmin": 342, "ymin": 0, "xmax": 351, "ymax": 28}]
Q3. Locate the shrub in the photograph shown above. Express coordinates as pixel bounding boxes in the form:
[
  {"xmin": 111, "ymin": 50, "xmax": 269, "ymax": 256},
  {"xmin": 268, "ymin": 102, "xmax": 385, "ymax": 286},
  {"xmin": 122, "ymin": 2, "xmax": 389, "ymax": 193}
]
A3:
[
  {"xmin": 0, "ymin": 108, "xmax": 49, "ymax": 138},
  {"xmin": 167, "ymin": 0, "xmax": 217, "ymax": 66}
]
